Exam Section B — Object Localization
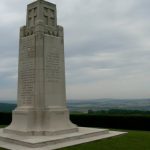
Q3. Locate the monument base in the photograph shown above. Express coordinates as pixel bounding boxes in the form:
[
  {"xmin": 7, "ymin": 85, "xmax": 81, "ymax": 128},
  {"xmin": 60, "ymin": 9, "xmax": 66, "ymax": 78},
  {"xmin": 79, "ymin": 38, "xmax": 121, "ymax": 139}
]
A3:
[
  {"xmin": 4, "ymin": 107, "xmax": 78, "ymax": 136},
  {"xmin": 0, "ymin": 127, "xmax": 126, "ymax": 150}
]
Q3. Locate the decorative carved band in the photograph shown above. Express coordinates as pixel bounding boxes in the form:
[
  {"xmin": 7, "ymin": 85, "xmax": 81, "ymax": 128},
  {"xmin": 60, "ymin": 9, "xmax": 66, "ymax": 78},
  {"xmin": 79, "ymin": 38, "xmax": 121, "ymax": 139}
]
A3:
[{"xmin": 21, "ymin": 26, "xmax": 63, "ymax": 37}]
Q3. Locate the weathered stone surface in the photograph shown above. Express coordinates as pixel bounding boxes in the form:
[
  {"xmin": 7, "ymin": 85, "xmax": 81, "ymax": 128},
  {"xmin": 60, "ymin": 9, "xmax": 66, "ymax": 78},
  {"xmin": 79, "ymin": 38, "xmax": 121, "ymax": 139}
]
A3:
[{"xmin": 4, "ymin": 0, "xmax": 77, "ymax": 136}]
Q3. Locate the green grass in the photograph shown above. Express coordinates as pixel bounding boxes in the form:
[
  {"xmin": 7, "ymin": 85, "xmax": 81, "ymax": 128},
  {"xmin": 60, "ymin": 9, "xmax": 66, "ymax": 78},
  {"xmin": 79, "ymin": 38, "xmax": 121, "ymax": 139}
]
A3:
[
  {"xmin": 60, "ymin": 130, "xmax": 150, "ymax": 150},
  {"xmin": 0, "ymin": 126, "xmax": 6, "ymax": 128},
  {"xmin": 0, "ymin": 130, "xmax": 150, "ymax": 150}
]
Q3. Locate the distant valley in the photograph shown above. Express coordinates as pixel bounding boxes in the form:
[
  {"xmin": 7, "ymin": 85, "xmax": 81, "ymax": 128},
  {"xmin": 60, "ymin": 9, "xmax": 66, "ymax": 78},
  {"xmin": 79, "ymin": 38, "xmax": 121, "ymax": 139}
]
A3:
[
  {"xmin": 67, "ymin": 99, "xmax": 150, "ymax": 113},
  {"xmin": 0, "ymin": 102, "xmax": 16, "ymax": 112},
  {"xmin": 0, "ymin": 99, "xmax": 150, "ymax": 113}
]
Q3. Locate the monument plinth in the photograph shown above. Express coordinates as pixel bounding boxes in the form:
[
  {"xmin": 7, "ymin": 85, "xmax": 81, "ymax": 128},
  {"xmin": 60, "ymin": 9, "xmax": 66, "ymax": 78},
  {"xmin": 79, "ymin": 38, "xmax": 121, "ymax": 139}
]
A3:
[{"xmin": 0, "ymin": 0, "xmax": 126, "ymax": 149}]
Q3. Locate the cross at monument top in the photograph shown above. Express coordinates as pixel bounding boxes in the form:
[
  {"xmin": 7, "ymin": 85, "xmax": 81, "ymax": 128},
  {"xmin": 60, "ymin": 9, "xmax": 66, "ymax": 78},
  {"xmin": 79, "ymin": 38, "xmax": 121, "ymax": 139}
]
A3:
[{"xmin": 27, "ymin": 0, "xmax": 57, "ymax": 27}]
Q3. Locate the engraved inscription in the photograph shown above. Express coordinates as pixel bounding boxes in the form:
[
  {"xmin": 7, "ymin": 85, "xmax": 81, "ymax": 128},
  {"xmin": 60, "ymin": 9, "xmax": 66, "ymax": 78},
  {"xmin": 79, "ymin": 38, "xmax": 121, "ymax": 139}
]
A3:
[
  {"xmin": 45, "ymin": 51, "xmax": 62, "ymax": 82},
  {"xmin": 19, "ymin": 36, "xmax": 35, "ymax": 105}
]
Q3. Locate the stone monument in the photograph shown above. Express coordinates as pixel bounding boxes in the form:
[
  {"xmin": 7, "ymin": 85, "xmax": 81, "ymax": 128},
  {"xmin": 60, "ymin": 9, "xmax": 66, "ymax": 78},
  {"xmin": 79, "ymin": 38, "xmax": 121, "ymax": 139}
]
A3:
[
  {"xmin": 4, "ymin": 0, "xmax": 78, "ymax": 136},
  {"xmin": 0, "ymin": 0, "xmax": 125, "ymax": 149}
]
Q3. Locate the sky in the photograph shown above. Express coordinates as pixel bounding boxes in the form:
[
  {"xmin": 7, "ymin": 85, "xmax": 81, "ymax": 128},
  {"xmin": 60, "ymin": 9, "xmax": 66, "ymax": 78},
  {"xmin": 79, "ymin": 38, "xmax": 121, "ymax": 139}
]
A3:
[{"xmin": 0, "ymin": 0, "xmax": 150, "ymax": 101}]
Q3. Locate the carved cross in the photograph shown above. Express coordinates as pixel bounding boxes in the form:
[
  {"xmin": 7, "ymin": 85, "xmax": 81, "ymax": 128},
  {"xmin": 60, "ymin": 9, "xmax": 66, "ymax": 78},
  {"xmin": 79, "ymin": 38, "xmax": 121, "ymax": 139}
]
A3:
[
  {"xmin": 44, "ymin": 8, "xmax": 55, "ymax": 26},
  {"xmin": 28, "ymin": 8, "xmax": 37, "ymax": 26}
]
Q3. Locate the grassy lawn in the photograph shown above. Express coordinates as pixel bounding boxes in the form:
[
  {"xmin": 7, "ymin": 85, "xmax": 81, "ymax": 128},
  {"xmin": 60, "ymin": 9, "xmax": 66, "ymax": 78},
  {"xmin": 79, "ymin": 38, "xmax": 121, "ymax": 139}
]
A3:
[
  {"xmin": 0, "ymin": 126, "xmax": 6, "ymax": 128},
  {"xmin": 0, "ymin": 130, "xmax": 150, "ymax": 150},
  {"xmin": 60, "ymin": 130, "xmax": 150, "ymax": 150}
]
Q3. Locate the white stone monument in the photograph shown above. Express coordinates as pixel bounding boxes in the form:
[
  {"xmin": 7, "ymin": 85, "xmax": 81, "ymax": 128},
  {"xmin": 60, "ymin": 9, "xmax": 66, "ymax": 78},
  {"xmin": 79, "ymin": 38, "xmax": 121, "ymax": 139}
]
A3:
[
  {"xmin": 0, "ymin": 0, "xmax": 126, "ymax": 149},
  {"xmin": 4, "ymin": 0, "xmax": 77, "ymax": 136}
]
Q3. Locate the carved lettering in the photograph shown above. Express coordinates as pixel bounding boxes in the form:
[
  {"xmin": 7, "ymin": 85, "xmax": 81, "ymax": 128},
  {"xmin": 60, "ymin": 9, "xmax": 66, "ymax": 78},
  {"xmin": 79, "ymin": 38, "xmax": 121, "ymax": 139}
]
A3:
[
  {"xmin": 19, "ymin": 36, "xmax": 35, "ymax": 105},
  {"xmin": 45, "ymin": 51, "xmax": 62, "ymax": 82}
]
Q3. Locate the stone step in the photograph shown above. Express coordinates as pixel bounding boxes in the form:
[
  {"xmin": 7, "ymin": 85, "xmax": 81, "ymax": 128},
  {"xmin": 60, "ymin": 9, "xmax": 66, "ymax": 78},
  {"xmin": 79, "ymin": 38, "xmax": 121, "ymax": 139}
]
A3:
[{"xmin": 0, "ymin": 128, "xmax": 127, "ymax": 150}]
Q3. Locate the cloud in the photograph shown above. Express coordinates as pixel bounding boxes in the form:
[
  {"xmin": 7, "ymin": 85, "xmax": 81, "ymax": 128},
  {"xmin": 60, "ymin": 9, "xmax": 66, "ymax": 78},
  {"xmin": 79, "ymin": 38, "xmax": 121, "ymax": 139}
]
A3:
[{"xmin": 0, "ymin": 0, "xmax": 150, "ymax": 100}]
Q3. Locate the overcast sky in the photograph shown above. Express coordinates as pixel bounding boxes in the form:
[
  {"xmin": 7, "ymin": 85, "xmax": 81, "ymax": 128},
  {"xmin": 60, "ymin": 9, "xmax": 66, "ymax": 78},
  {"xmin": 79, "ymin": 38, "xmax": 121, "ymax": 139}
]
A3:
[{"xmin": 0, "ymin": 0, "xmax": 150, "ymax": 101}]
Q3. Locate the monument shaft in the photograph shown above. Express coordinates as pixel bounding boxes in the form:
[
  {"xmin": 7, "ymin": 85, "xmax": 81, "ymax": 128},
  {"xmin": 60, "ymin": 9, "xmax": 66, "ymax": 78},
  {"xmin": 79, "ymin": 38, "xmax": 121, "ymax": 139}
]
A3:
[{"xmin": 4, "ymin": 0, "xmax": 77, "ymax": 135}]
